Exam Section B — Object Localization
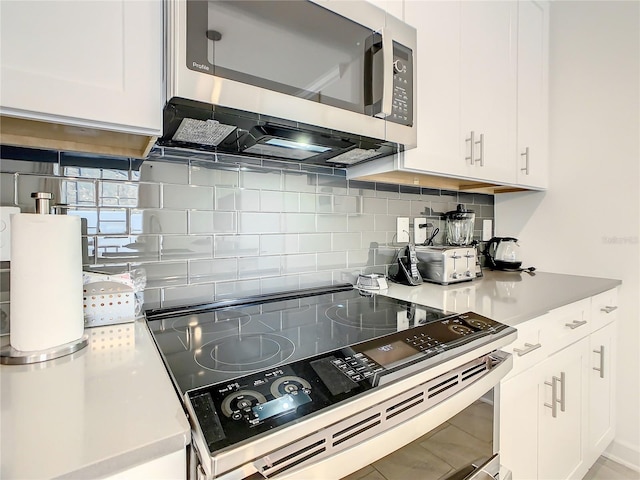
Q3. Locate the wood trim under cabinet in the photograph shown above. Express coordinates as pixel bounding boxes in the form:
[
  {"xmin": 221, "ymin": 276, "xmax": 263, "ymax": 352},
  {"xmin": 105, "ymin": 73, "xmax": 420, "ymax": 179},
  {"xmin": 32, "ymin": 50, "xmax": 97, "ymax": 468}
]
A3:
[{"xmin": 0, "ymin": 115, "xmax": 156, "ymax": 159}]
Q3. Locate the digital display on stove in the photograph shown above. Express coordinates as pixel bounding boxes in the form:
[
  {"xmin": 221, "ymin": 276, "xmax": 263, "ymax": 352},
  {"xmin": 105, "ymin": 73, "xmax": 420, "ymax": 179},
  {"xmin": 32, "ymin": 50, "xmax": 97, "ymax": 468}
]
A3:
[
  {"xmin": 253, "ymin": 392, "xmax": 312, "ymax": 421},
  {"xmin": 362, "ymin": 341, "xmax": 419, "ymax": 368}
]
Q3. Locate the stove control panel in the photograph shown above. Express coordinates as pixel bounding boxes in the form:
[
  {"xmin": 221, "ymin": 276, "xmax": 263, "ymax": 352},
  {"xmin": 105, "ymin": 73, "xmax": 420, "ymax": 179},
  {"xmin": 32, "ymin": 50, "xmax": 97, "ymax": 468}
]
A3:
[{"xmin": 187, "ymin": 312, "xmax": 511, "ymax": 454}]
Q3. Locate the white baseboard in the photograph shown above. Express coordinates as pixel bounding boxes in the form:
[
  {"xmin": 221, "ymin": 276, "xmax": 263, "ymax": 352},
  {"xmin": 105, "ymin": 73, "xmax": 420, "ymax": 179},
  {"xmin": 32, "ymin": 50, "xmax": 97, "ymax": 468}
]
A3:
[{"xmin": 604, "ymin": 439, "xmax": 640, "ymax": 473}]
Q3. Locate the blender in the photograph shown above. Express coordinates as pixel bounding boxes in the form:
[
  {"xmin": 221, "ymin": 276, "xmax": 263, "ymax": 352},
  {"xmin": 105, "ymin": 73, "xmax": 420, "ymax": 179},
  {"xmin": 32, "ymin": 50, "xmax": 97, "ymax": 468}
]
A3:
[{"xmin": 444, "ymin": 204, "xmax": 475, "ymax": 246}]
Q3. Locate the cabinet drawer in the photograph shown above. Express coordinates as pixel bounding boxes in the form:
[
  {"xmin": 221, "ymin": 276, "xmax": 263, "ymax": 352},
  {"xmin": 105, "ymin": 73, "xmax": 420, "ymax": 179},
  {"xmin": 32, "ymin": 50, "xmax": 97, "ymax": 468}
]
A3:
[
  {"xmin": 503, "ymin": 314, "xmax": 548, "ymax": 379},
  {"xmin": 543, "ymin": 298, "xmax": 591, "ymax": 351},
  {"xmin": 590, "ymin": 288, "xmax": 618, "ymax": 332}
]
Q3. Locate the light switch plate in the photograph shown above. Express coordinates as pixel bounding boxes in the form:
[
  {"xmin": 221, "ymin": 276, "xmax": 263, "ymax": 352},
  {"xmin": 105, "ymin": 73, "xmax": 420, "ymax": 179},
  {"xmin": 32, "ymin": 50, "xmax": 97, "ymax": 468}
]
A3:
[
  {"xmin": 0, "ymin": 207, "xmax": 20, "ymax": 261},
  {"xmin": 414, "ymin": 217, "xmax": 427, "ymax": 244},
  {"xmin": 482, "ymin": 219, "xmax": 493, "ymax": 241},
  {"xmin": 397, "ymin": 217, "xmax": 410, "ymax": 243}
]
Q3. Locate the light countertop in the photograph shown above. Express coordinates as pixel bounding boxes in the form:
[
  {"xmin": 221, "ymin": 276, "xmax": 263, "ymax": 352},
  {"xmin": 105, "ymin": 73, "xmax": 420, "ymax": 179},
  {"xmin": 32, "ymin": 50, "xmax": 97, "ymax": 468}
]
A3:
[
  {"xmin": 382, "ymin": 270, "xmax": 621, "ymax": 326},
  {"xmin": 0, "ymin": 271, "xmax": 620, "ymax": 479},
  {"xmin": 0, "ymin": 320, "xmax": 190, "ymax": 479}
]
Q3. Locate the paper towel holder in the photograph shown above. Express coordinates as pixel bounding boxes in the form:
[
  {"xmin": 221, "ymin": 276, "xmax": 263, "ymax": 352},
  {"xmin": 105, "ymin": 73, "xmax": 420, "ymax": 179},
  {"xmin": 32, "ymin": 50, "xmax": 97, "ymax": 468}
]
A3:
[
  {"xmin": 0, "ymin": 191, "xmax": 88, "ymax": 365},
  {"xmin": 0, "ymin": 335, "xmax": 89, "ymax": 365}
]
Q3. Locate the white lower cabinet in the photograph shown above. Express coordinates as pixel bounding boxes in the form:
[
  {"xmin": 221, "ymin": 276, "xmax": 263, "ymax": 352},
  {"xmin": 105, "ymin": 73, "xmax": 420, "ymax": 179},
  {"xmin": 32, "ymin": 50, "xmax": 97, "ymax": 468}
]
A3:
[
  {"xmin": 500, "ymin": 337, "xmax": 589, "ymax": 480},
  {"xmin": 588, "ymin": 319, "xmax": 617, "ymax": 466},
  {"xmin": 537, "ymin": 338, "xmax": 589, "ymax": 480},
  {"xmin": 500, "ymin": 289, "xmax": 619, "ymax": 480}
]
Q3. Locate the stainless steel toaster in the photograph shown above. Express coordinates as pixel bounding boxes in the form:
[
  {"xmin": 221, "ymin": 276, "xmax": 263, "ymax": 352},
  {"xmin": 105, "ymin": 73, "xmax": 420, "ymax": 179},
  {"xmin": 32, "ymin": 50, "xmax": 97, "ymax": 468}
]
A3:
[{"xmin": 415, "ymin": 246, "xmax": 477, "ymax": 285}]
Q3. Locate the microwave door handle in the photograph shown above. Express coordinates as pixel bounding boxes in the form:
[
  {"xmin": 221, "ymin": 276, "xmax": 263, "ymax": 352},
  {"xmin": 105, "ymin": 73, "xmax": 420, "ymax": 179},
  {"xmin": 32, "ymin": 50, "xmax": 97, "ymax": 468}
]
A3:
[{"xmin": 375, "ymin": 28, "xmax": 394, "ymax": 119}]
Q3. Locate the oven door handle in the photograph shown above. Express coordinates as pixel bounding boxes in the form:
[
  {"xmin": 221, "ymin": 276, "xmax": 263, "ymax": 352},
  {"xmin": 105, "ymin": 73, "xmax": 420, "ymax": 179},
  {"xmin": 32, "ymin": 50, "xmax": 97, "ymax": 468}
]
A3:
[{"xmin": 442, "ymin": 453, "xmax": 501, "ymax": 480}]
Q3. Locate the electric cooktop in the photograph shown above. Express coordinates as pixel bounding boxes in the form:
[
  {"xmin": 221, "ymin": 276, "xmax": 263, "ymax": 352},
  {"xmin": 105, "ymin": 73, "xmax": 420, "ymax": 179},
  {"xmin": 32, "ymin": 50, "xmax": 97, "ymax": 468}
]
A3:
[{"xmin": 146, "ymin": 284, "xmax": 451, "ymax": 394}]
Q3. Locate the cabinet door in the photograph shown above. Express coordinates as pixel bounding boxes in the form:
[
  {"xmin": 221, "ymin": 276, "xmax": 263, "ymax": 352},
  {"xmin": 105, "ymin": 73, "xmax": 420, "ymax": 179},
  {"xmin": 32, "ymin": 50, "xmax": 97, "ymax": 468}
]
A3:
[
  {"xmin": 516, "ymin": 0, "xmax": 549, "ymax": 188},
  {"xmin": 402, "ymin": 1, "xmax": 466, "ymax": 177},
  {"xmin": 366, "ymin": 0, "xmax": 403, "ymax": 20},
  {"xmin": 460, "ymin": 1, "xmax": 517, "ymax": 184},
  {"xmin": 538, "ymin": 338, "xmax": 589, "ymax": 480},
  {"xmin": 588, "ymin": 321, "xmax": 617, "ymax": 465},
  {"xmin": 500, "ymin": 370, "xmax": 540, "ymax": 480},
  {"xmin": 0, "ymin": 0, "xmax": 162, "ymax": 135}
]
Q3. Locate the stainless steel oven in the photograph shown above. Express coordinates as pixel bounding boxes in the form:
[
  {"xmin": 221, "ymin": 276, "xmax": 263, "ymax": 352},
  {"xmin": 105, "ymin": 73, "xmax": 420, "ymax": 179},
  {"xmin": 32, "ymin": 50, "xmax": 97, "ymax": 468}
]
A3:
[
  {"xmin": 146, "ymin": 284, "xmax": 516, "ymax": 479},
  {"xmin": 162, "ymin": 0, "xmax": 417, "ymax": 167}
]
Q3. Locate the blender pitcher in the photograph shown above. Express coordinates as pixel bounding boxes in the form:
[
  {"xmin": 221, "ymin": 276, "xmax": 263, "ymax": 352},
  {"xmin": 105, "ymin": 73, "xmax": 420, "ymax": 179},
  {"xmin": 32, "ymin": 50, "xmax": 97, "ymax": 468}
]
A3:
[{"xmin": 444, "ymin": 204, "xmax": 475, "ymax": 245}]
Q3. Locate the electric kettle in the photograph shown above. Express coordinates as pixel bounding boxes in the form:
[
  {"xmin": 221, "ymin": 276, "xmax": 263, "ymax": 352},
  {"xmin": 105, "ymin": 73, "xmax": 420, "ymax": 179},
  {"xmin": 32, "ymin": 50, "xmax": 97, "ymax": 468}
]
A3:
[{"xmin": 484, "ymin": 237, "xmax": 523, "ymax": 270}]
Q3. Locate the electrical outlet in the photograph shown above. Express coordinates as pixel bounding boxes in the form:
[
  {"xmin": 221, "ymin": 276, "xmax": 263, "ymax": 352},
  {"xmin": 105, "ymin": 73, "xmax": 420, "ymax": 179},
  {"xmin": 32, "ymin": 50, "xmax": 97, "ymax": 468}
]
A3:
[
  {"xmin": 0, "ymin": 207, "xmax": 20, "ymax": 261},
  {"xmin": 414, "ymin": 217, "xmax": 427, "ymax": 244},
  {"xmin": 397, "ymin": 217, "xmax": 410, "ymax": 243},
  {"xmin": 482, "ymin": 219, "xmax": 493, "ymax": 241}
]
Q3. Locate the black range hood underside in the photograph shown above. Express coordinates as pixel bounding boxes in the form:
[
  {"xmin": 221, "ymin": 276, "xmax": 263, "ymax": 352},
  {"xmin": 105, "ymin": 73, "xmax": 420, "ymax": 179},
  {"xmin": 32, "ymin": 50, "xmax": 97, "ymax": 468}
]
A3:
[{"xmin": 159, "ymin": 98, "xmax": 400, "ymax": 168}]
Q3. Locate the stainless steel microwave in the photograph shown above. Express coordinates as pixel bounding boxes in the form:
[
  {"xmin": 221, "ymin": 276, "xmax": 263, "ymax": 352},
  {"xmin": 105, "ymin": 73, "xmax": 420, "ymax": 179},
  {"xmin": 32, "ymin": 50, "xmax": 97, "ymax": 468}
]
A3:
[{"xmin": 162, "ymin": 0, "xmax": 417, "ymax": 167}]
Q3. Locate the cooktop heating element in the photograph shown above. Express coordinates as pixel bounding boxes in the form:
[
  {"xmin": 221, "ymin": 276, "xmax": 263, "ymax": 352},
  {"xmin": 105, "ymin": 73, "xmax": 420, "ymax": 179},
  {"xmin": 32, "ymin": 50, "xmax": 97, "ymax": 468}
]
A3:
[{"xmin": 146, "ymin": 284, "xmax": 516, "ymax": 479}]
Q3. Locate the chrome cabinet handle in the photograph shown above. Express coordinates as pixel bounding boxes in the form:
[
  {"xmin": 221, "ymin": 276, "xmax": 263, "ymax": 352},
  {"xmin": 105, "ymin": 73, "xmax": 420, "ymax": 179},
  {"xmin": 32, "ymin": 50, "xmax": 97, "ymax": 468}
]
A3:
[
  {"xmin": 474, "ymin": 133, "xmax": 484, "ymax": 166},
  {"xmin": 593, "ymin": 346, "xmax": 605, "ymax": 378},
  {"xmin": 565, "ymin": 320, "xmax": 587, "ymax": 330},
  {"xmin": 544, "ymin": 372, "xmax": 566, "ymax": 418},
  {"xmin": 544, "ymin": 375, "xmax": 559, "ymax": 418},
  {"xmin": 375, "ymin": 28, "xmax": 394, "ymax": 119},
  {"xmin": 601, "ymin": 306, "xmax": 618, "ymax": 314},
  {"xmin": 513, "ymin": 342, "xmax": 541, "ymax": 357},
  {"xmin": 465, "ymin": 131, "xmax": 475, "ymax": 164},
  {"xmin": 520, "ymin": 146, "xmax": 530, "ymax": 174},
  {"xmin": 558, "ymin": 371, "xmax": 566, "ymax": 412}
]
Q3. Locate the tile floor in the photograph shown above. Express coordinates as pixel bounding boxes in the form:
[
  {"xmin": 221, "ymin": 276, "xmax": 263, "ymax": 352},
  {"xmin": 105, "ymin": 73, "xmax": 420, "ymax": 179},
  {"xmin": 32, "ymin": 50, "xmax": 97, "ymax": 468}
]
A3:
[
  {"xmin": 341, "ymin": 400, "xmax": 494, "ymax": 480},
  {"xmin": 341, "ymin": 400, "xmax": 640, "ymax": 480}
]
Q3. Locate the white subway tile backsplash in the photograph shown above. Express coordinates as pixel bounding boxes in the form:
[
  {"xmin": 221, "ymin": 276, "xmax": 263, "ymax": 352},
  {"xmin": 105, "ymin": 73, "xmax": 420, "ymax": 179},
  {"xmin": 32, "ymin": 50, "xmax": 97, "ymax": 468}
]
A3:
[
  {"xmin": 190, "ymin": 161, "xmax": 239, "ymax": 187},
  {"xmin": 281, "ymin": 213, "xmax": 315, "ymax": 233},
  {"xmin": 190, "ymin": 258, "xmax": 238, "ymax": 283},
  {"xmin": 238, "ymin": 256, "xmax": 281, "ymax": 279},
  {"xmin": 238, "ymin": 212, "xmax": 281, "ymax": 234},
  {"xmin": 163, "ymin": 184, "xmax": 214, "ymax": 210},
  {"xmin": 332, "ymin": 232, "xmax": 362, "ymax": 251},
  {"xmin": 241, "ymin": 168, "xmax": 282, "ymax": 190},
  {"xmin": 283, "ymin": 171, "xmax": 317, "ymax": 193},
  {"xmin": 281, "ymin": 254, "xmax": 316, "ymax": 275},
  {"xmin": 161, "ymin": 235, "xmax": 213, "ymax": 260},
  {"xmin": 317, "ymin": 252, "xmax": 347, "ymax": 271},
  {"xmin": 347, "ymin": 214, "xmax": 375, "ymax": 232},
  {"xmin": 317, "ymin": 213, "xmax": 347, "ymax": 233},
  {"xmin": 1, "ymin": 147, "xmax": 495, "ymax": 310},
  {"xmin": 236, "ymin": 189, "xmax": 260, "ymax": 211},
  {"xmin": 131, "ymin": 209, "xmax": 188, "ymax": 235},
  {"xmin": 140, "ymin": 160, "xmax": 189, "ymax": 184},
  {"xmin": 298, "ymin": 233, "xmax": 332, "ymax": 253},
  {"xmin": 216, "ymin": 187, "xmax": 236, "ymax": 211},
  {"xmin": 162, "ymin": 283, "xmax": 215, "ymax": 307},
  {"xmin": 347, "ymin": 249, "xmax": 373, "ymax": 268},
  {"xmin": 216, "ymin": 279, "xmax": 261, "ymax": 299},
  {"xmin": 215, "ymin": 235, "xmax": 260, "ymax": 258},
  {"xmin": 260, "ymin": 234, "xmax": 299, "ymax": 255}
]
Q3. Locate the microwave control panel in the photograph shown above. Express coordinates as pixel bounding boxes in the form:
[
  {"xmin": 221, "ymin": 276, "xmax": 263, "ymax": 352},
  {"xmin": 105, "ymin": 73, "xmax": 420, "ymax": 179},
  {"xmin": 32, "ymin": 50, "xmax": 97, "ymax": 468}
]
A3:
[{"xmin": 390, "ymin": 41, "xmax": 414, "ymax": 127}]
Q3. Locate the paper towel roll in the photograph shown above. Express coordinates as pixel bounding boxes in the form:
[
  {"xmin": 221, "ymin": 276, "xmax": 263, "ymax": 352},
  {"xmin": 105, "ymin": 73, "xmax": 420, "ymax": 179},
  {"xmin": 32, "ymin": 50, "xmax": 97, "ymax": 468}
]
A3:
[{"xmin": 10, "ymin": 213, "xmax": 84, "ymax": 351}]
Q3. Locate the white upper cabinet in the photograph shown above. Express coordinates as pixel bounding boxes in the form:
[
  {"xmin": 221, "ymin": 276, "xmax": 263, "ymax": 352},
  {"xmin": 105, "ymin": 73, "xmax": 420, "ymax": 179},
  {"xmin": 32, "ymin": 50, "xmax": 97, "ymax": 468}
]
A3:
[
  {"xmin": 366, "ymin": 0, "xmax": 404, "ymax": 20},
  {"xmin": 516, "ymin": 0, "xmax": 550, "ymax": 188},
  {"xmin": 0, "ymin": 0, "xmax": 162, "ymax": 157},
  {"xmin": 403, "ymin": 1, "xmax": 467, "ymax": 178},
  {"xmin": 459, "ymin": 1, "xmax": 517, "ymax": 184},
  {"xmin": 404, "ymin": 0, "xmax": 517, "ymax": 184},
  {"xmin": 354, "ymin": 0, "xmax": 549, "ymax": 192}
]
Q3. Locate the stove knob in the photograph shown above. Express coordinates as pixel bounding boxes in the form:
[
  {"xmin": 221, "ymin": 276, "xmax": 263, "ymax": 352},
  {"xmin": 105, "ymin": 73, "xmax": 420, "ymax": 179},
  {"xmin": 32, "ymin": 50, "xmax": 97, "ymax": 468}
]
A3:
[
  {"xmin": 465, "ymin": 271, "xmax": 473, "ymax": 277},
  {"xmin": 452, "ymin": 272, "xmax": 459, "ymax": 279}
]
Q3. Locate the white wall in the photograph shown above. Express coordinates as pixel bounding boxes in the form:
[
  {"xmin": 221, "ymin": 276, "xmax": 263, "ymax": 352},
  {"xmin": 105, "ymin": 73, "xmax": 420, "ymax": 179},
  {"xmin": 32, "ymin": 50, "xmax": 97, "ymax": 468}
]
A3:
[{"xmin": 495, "ymin": 0, "xmax": 640, "ymax": 471}]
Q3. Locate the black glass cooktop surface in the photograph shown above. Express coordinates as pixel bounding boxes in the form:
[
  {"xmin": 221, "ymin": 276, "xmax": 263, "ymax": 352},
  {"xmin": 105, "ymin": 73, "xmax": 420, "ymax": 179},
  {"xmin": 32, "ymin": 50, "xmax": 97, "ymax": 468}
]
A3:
[{"xmin": 146, "ymin": 284, "xmax": 450, "ymax": 393}]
